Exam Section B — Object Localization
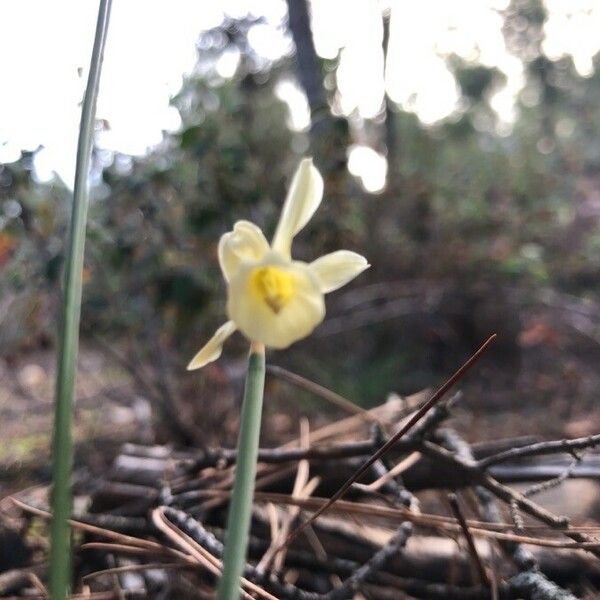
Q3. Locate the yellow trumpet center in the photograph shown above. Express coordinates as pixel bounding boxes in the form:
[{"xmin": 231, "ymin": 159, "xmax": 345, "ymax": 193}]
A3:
[{"xmin": 250, "ymin": 265, "xmax": 295, "ymax": 314}]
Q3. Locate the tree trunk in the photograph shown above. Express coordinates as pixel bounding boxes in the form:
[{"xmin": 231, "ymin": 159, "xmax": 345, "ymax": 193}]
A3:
[{"xmin": 285, "ymin": 0, "xmax": 328, "ymax": 124}]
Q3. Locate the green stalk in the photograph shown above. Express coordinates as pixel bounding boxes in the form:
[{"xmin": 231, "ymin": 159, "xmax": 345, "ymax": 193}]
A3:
[
  {"xmin": 217, "ymin": 345, "xmax": 266, "ymax": 600},
  {"xmin": 49, "ymin": 1, "xmax": 112, "ymax": 598}
]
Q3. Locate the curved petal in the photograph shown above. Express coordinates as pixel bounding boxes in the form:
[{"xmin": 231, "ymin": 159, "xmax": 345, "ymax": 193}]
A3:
[
  {"xmin": 187, "ymin": 321, "xmax": 237, "ymax": 370},
  {"xmin": 271, "ymin": 158, "xmax": 324, "ymax": 258},
  {"xmin": 218, "ymin": 220, "xmax": 270, "ymax": 282},
  {"xmin": 309, "ymin": 250, "xmax": 369, "ymax": 293},
  {"xmin": 227, "ymin": 256, "xmax": 325, "ymax": 349}
]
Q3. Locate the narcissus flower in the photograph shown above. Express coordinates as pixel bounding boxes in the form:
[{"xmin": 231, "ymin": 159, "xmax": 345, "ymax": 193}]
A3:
[{"xmin": 187, "ymin": 158, "xmax": 369, "ymax": 370}]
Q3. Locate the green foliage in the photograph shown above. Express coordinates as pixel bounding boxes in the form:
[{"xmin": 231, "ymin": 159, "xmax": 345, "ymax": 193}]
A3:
[
  {"xmin": 1, "ymin": 5, "xmax": 599, "ymax": 403},
  {"xmin": 449, "ymin": 56, "xmax": 505, "ymax": 103}
]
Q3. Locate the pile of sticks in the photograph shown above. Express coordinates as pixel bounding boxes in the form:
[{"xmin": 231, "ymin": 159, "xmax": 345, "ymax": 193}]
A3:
[{"xmin": 7, "ymin": 367, "xmax": 600, "ymax": 599}]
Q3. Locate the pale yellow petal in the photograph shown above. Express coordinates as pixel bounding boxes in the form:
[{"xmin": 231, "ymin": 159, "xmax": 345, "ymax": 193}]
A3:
[
  {"xmin": 218, "ymin": 220, "xmax": 270, "ymax": 282},
  {"xmin": 227, "ymin": 257, "xmax": 325, "ymax": 349},
  {"xmin": 187, "ymin": 321, "xmax": 237, "ymax": 370},
  {"xmin": 271, "ymin": 158, "xmax": 324, "ymax": 258},
  {"xmin": 309, "ymin": 250, "xmax": 369, "ymax": 293}
]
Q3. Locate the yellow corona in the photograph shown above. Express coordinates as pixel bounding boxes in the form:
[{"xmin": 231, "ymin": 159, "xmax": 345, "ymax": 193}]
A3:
[{"xmin": 250, "ymin": 266, "xmax": 295, "ymax": 314}]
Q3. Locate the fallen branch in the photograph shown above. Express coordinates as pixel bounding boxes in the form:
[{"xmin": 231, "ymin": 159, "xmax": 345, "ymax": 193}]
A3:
[{"xmin": 479, "ymin": 434, "xmax": 600, "ymax": 468}]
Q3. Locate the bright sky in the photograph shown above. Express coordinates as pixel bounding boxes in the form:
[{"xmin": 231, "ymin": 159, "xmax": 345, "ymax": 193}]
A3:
[{"xmin": 0, "ymin": 0, "xmax": 599, "ymax": 192}]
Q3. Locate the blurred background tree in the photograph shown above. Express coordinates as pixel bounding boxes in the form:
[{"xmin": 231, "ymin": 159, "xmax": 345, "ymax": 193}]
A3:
[{"xmin": 1, "ymin": 0, "xmax": 599, "ymax": 445}]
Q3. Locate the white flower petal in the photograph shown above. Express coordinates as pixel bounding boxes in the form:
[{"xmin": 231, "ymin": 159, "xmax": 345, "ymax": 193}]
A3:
[
  {"xmin": 271, "ymin": 158, "xmax": 324, "ymax": 258},
  {"xmin": 309, "ymin": 250, "xmax": 369, "ymax": 293},
  {"xmin": 218, "ymin": 220, "xmax": 270, "ymax": 282},
  {"xmin": 187, "ymin": 321, "xmax": 237, "ymax": 370},
  {"xmin": 227, "ymin": 257, "xmax": 325, "ymax": 349}
]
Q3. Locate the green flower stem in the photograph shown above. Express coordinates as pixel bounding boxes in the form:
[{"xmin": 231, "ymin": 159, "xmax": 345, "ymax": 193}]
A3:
[
  {"xmin": 217, "ymin": 344, "xmax": 266, "ymax": 600},
  {"xmin": 49, "ymin": 1, "xmax": 112, "ymax": 598}
]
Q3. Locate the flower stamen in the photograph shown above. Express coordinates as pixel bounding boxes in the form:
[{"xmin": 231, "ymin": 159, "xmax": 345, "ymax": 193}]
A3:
[{"xmin": 251, "ymin": 266, "xmax": 295, "ymax": 314}]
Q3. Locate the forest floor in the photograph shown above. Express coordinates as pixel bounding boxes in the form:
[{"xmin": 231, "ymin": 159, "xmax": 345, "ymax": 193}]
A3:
[
  {"xmin": 1, "ymin": 313, "xmax": 599, "ymax": 509},
  {"xmin": 1, "ymin": 323, "xmax": 599, "ymax": 598}
]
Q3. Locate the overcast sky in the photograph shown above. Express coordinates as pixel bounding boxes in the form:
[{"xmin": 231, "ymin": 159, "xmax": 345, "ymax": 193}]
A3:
[{"xmin": 0, "ymin": 0, "xmax": 598, "ymax": 191}]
